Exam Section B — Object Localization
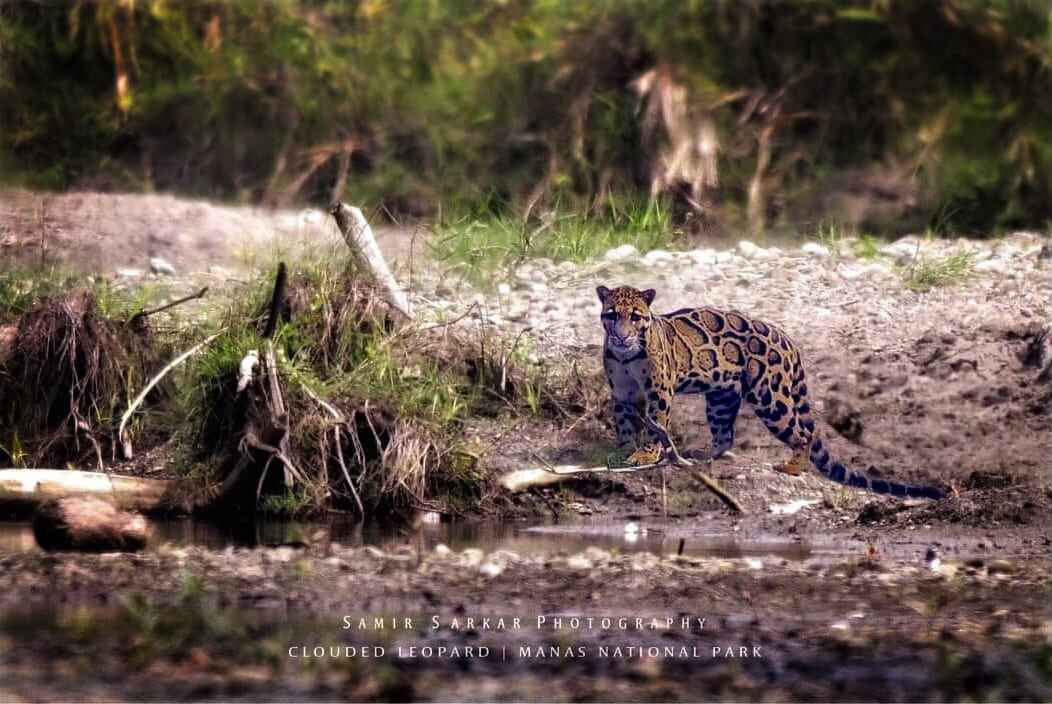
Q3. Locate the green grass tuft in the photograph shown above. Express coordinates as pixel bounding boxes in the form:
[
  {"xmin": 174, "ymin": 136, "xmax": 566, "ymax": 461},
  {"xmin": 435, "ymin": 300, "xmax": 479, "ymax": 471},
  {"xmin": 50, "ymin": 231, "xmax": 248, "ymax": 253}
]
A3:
[
  {"xmin": 814, "ymin": 220, "xmax": 853, "ymax": 258},
  {"xmin": 854, "ymin": 234, "xmax": 883, "ymax": 260},
  {"xmin": 431, "ymin": 197, "xmax": 680, "ymax": 285},
  {"xmin": 901, "ymin": 251, "xmax": 976, "ymax": 291}
]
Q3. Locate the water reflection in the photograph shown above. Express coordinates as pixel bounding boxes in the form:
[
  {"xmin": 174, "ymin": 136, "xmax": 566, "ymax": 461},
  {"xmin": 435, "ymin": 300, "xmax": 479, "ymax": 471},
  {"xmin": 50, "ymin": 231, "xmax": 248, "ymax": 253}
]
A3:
[{"xmin": 0, "ymin": 514, "xmax": 814, "ymax": 561}]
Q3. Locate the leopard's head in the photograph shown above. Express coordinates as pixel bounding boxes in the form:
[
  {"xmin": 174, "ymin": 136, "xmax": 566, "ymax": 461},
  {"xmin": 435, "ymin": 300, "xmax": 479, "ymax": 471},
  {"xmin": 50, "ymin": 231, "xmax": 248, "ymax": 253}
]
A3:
[{"xmin": 596, "ymin": 285, "xmax": 656, "ymax": 356}]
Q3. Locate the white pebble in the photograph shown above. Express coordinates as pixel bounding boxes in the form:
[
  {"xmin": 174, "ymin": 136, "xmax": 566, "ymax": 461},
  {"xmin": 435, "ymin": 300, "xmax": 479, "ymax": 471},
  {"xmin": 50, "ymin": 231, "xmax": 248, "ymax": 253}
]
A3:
[
  {"xmin": 604, "ymin": 244, "xmax": 639, "ymax": 261},
  {"xmin": 738, "ymin": 241, "xmax": 763, "ymax": 258},
  {"xmin": 642, "ymin": 249, "xmax": 676, "ymax": 265},
  {"xmin": 149, "ymin": 257, "xmax": 176, "ymax": 276},
  {"xmin": 801, "ymin": 242, "xmax": 831, "ymax": 258}
]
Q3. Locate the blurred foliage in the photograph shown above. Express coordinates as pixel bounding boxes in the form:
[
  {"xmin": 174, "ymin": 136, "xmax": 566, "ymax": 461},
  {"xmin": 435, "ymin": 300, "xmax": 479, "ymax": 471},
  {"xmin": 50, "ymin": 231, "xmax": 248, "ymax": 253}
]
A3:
[{"xmin": 1, "ymin": 0, "xmax": 1051, "ymax": 234}]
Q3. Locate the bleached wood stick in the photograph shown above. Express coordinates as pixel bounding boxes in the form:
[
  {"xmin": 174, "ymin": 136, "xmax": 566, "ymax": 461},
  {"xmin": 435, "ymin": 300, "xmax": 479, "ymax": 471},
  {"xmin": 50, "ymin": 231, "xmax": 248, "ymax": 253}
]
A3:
[
  {"xmin": 499, "ymin": 460, "xmax": 742, "ymax": 513},
  {"xmin": 0, "ymin": 469, "xmax": 174, "ymax": 512},
  {"xmin": 329, "ymin": 202, "xmax": 412, "ymax": 318},
  {"xmin": 499, "ymin": 467, "xmax": 585, "ymax": 492},
  {"xmin": 118, "ymin": 330, "xmax": 225, "ymax": 459},
  {"xmin": 500, "ymin": 419, "xmax": 745, "ymax": 514},
  {"xmin": 499, "ymin": 462, "xmax": 664, "ymax": 492}
]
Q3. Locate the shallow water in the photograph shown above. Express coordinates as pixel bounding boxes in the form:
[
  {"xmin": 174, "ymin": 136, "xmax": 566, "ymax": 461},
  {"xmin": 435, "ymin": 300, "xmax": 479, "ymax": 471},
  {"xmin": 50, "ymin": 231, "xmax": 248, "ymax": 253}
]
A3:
[{"xmin": 0, "ymin": 514, "xmax": 820, "ymax": 561}]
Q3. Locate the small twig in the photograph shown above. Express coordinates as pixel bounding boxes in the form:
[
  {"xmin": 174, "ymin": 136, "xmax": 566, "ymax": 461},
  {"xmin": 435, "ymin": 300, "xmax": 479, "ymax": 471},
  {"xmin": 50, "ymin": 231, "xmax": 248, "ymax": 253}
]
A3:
[
  {"xmin": 361, "ymin": 400, "xmax": 382, "ymax": 457},
  {"xmin": 530, "ymin": 452, "xmax": 559, "ymax": 472},
  {"xmin": 415, "ymin": 302, "xmax": 482, "ymax": 335},
  {"xmin": 261, "ymin": 339, "xmax": 292, "ymax": 486},
  {"xmin": 119, "ymin": 330, "xmax": 225, "ymax": 459},
  {"xmin": 74, "ymin": 416, "xmax": 104, "ymax": 471},
  {"xmin": 334, "ymin": 428, "xmax": 365, "ymax": 516},
  {"xmin": 129, "ymin": 287, "xmax": 208, "ymax": 325},
  {"xmin": 256, "ymin": 455, "xmax": 276, "ymax": 501},
  {"xmin": 301, "ymin": 384, "xmax": 366, "ymax": 515},
  {"xmin": 302, "ymin": 384, "xmax": 344, "ymax": 421},
  {"xmin": 635, "ymin": 414, "xmax": 744, "ymax": 513},
  {"xmin": 501, "ymin": 326, "xmax": 533, "ymax": 393},
  {"xmin": 241, "ymin": 433, "xmax": 305, "ymax": 485},
  {"xmin": 661, "ymin": 467, "xmax": 668, "ymax": 517},
  {"xmin": 346, "ymin": 409, "xmax": 368, "ymax": 481}
]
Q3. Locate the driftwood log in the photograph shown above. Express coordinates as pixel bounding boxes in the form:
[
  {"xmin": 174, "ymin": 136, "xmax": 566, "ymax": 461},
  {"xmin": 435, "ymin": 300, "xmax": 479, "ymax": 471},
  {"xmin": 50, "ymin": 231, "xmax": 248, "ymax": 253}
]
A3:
[
  {"xmin": 0, "ymin": 468, "xmax": 174, "ymax": 512},
  {"xmin": 33, "ymin": 496, "xmax": 148, "ymax": 552},
  {"xmin": 329, "ymin": 202, "xmax": 412, "ymax": 318}
]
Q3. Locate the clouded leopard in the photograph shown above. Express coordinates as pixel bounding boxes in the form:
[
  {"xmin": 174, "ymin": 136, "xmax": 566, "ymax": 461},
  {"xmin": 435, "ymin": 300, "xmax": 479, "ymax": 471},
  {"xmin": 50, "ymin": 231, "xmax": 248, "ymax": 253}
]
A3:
[{"xmin": 598, "ymin": 285, "xmax": 944, "ymax": 500}]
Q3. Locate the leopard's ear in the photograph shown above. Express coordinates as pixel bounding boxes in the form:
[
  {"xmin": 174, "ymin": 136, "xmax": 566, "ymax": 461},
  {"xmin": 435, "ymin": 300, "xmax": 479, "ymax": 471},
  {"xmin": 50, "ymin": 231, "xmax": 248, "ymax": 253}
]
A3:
[
  {"xmin": 641, "ymin": 288, "xmax": 657, "ymax": 306},
  {"xmin": 596, "ymin": 286, "xmax": 611, "ymax": 303}
]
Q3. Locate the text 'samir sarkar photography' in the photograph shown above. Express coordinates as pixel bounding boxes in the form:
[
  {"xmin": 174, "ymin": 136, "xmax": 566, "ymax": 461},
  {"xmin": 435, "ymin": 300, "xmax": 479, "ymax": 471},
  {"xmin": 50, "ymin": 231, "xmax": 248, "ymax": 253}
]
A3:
[{"xmin": 0, "ymin": 1, "xmax": 1049, "ymax": 702}]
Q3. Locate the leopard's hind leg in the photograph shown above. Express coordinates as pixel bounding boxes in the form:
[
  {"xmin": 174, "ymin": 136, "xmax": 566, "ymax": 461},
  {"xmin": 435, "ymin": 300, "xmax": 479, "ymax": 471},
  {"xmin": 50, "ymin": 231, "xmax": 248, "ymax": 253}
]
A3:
[{"xmin": 751, "ymin": 374, "xmax": 815, "ymax": 476}]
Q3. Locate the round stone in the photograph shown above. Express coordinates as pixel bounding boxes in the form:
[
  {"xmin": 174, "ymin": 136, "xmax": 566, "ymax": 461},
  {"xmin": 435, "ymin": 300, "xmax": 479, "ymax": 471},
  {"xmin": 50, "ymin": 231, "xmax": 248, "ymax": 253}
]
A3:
[
  {"xmin": 801, "ymin": 242, "xmax": 831, "ymax": 258},
  {"xmin": 604, "ymin": 244, "xmax": 639, "ymax": 261}
]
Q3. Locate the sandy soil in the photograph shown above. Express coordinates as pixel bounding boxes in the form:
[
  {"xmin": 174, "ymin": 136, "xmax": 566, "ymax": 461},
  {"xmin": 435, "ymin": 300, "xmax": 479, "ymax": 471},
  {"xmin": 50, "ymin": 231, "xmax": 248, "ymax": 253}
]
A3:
[{"xmin": 0, "ymin": 189, "xmax": 421, "ymax": 274}]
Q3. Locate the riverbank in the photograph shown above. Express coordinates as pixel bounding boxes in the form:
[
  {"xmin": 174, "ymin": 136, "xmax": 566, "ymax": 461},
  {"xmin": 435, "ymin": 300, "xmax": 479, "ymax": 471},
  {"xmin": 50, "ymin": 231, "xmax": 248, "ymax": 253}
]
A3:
[{"xmin": 1, "ymin": 531, "xmax": 1048, "ymax": 701}]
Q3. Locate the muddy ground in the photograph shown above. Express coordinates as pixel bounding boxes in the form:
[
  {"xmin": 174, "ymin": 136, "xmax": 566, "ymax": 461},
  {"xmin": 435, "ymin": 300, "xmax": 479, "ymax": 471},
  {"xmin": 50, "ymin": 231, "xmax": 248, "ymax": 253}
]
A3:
[
  {"xmin": 0, "ymin": 541, "xmax": 1049, "ymax": 701},
  {"xmin": 0, "ymin": 190, "xmax": 1050, "ymax": 701}
]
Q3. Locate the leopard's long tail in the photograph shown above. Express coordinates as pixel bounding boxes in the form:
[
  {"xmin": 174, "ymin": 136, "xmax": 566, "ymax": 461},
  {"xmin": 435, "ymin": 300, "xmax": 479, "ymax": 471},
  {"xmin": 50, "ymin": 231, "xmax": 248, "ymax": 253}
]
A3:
[{"xmin": 808, "ymin": 436, "xmax": 945, "ymax": 500}]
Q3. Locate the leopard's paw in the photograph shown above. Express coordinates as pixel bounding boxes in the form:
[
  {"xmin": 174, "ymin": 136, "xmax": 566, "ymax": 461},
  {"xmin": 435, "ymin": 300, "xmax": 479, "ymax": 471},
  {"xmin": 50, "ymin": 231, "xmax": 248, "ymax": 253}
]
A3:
[
  {"xmin": 626, "ymin": 446, "xmax": 661, "ymax": 466},
  {"xmin": 772, "ymin": 462, "xmax": 803, "ymax": 476}
]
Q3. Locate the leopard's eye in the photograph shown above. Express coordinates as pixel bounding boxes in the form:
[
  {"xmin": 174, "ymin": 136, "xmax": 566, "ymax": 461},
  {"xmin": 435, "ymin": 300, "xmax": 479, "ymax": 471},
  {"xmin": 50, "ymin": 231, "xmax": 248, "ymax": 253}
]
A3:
[
  {"xmin": 601, "ymin": 310, "xmax": 617, "ymax": 321},
  {"xmin": 630, "ymin": 312, "xmax": 642, "ymax": 322}
]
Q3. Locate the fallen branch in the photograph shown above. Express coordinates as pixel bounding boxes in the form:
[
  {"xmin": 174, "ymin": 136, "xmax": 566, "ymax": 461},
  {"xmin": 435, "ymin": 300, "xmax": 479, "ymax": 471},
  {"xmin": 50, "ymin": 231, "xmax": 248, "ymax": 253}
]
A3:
[
  {"xmin": 33, "ymin": 496, "xmax": 149, "ymax": 552},
  {"xmin": 500, "ymin": 457, "xmax": 742, "ymax": 513},
  {"xmin": 0, "ymin": 469, "xmax": 174, "ymax": 512},
  {"xmin": 118, "ymin": 330, "xmax": 225, "ymax": 459},
  {"xmin": 500, "ymin": 416, "xmax": 744, "ymax": 513},
  {"xmin": 128, "ymin": 287, "xmax": 208, "ymax": 326}
]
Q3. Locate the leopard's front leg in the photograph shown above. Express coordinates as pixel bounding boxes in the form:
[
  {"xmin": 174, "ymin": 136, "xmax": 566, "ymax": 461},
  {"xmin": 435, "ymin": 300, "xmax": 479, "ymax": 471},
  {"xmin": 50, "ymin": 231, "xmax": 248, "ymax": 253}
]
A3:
[
  {"xmin": 626, "ymin": 386, "xmax": 673, "ymax": 466},
  {"xmin": 611, "ymin": 398, "xmax": 641, "ymax": 451}
]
